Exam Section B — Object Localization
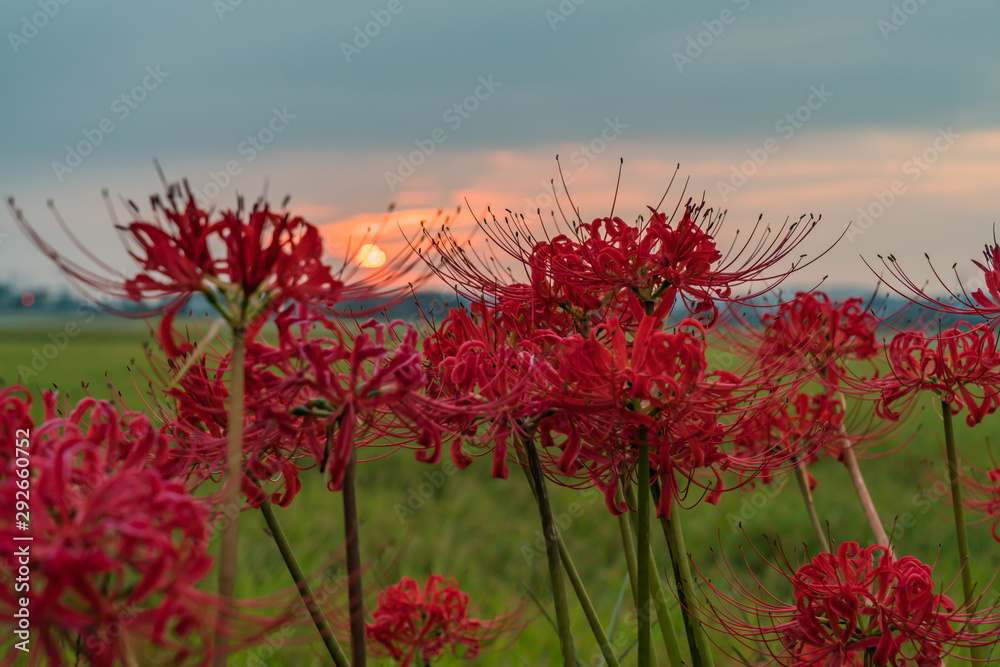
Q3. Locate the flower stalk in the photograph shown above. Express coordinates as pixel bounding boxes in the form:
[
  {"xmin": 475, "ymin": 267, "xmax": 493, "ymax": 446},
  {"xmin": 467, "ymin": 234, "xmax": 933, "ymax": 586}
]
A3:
[
  {"xmin": 343, "ymin": 444, "xmax": 367, "ymax": 666},
  {"xmin": 515, "ymin": 441, "xmax": 615, "ymax": 664},
  {"xmin": 555, "ymin": 531, "xmax": 623, "ymax": 667},
  {"xmin": 942, "ymin": 400, "xmax": 985, "ymax": 664},
  {"xmin": 256, "ymin": 491, "xmax": 351, "ymax": 667},
  {"xmin": 522, "ymin": 436, "xmax": 577, "ymax": 667},
  {"xmin": 636, "ymin": 439, "xmax": 651, "ymax": 666},
  {"xmin": 213, "ymin": 325, "xmax": 246, "ymax": 667},
  {"xmin": 792, "ymin": 459, "xmax": 831, "ymax": 553},
  {"xmin": 624, "ymin": 484, "xmax": 683, "ymax": 666},
  {"xmin": 653, "ymin": 481, "xmax": 714, "ymax": 667},
  {"xmin": 614, "ymin": 483, "xmax": 641, "ymax": 608},
  {"xmin": 838, "ymin": 424, "xmax": 890, "ymax": 549}
]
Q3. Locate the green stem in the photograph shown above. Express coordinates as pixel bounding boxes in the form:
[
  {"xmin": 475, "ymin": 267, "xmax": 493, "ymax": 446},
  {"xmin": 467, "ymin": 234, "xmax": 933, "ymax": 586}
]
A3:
[
  {"xmin": 257, "ymin": 494, "xmax": 351, "ymax": 667},
  {"xmin": 555, "ymin": 532, "xmax": 623, "ymax": 667},
  {"xmin": 213, "ymin": 326, "xmax": 246, "ymax": 667},
  {"xmin": 515, "ymin": 443, "xmax": 615, "ymax": 666},
  {"xmin": 942, "ymin": 401, "xmax": 984, "ymax": 664},
  {"xmin": 522, "ymin": 437, "xmax": 577, "ymax": 667},
  {"xmin": 653, "ymin": 483, "xmax": 714, "ymax": 667},
  {"xmin": 343, "ymin": 447, "xmax": 367, "ymax": 666},
  {"xmin": 615, "ymin": 484, "xmax": 640, "ymax": 607},
  {"xmin": 792, "ymin": 460, "xmax": 830, "ymax": 553},
  {"xmin": 636, "ymin": 441, "xmax": 651, "ymax": 667},
  {"xmin": 624, "ymin": 485, "xmax": 683, "ymax": 667}
]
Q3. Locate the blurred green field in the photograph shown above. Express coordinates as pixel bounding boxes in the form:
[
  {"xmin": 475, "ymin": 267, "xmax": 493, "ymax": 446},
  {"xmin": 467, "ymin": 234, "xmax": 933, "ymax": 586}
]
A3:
[{"xmin": 1, "ymin": 320, "xmax": 998, "ymax": 665}]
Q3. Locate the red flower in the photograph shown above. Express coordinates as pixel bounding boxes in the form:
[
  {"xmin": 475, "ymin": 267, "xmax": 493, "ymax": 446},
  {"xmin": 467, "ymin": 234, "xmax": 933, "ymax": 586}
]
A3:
[
  {"xmin": 421, "ymin": 173, "xmax": 827, "ymax": 335},
  {"xmin": 157, "ymin": 329, "xmax": 309, "ymax": 508},
  {"xmin": 872, "ymin": 242, "xmax": 1000, "ymax": 327},
  {"xmin": 758, "ymin": 292, "xmax": 880, "ymax": 385},
  {"xmin": 0, "ymin": 391, "xmax": 217, "ymax": 666},
  {"xmin": 732, "ymin": 391, "xmax": 843, "ymax": 488},
  {"xmin": 365, "ymin": 575, "xmax": 521, "ymax": 666},
  {"xmin": 420, "ymin": 300, "xmax": 564, "ymax": 479},
  {"xmin": 278, "ymin": 311, "xmax": 436, "ymax": 491},
  {"xmin": 876, "ymin": 322, "xmax": 1000, "ymax": 426},
  {"xmin": 696, "ymin": 540, "xmax": 998, "ymax": 666},
  {"xmin": 156, "ymin": 308, "xmax": 439, "ymax": 503},
  {"xmin": 12, "ymin": 183, "xmax": 341, "ymax": 324},
  {"xmin": 11, "ymin": 177, "xmax": 421, "ymax": 338},
  {"xmin": 536, "ymin": 315, "xmax": 811, "ymax": 518}
]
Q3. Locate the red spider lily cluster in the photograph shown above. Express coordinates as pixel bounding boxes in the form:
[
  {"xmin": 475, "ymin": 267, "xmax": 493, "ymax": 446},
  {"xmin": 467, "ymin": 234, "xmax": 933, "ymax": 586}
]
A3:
[
  {"xmin": 725, "ymin": 290, "xmax": 910, "ymax": 485},
  {"xmin": 419, "ymin": 189, "xmax": 835, "ymax": 520},
  {"xmin": 156, "ymin": 308, "xmax": 435, "ymax": 507},
  {"xmin": 0, "ymin": 391, "xmax": 216, "ymax": 666},
  {"xmin": 365, "ymin": 575, "xmax": 519, "ymax": 666},
  {"xmin": 698, "ymin": 540, "xmax": 999, "ymax": 666},
  {"xmin": 7, "ymin": 165, "xmax": 1000, "ymax": 667}
]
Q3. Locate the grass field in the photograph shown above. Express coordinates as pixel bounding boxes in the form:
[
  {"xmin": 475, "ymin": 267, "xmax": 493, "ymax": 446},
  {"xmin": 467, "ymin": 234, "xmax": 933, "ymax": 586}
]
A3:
[{"xmin": 2, "ymin": 318, "xmax": 998, "ymax": 665}]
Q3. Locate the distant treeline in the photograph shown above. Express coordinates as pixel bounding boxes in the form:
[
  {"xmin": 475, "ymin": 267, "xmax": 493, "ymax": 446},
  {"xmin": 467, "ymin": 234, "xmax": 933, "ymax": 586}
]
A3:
[
  {"xmin": 0, "ymin": 282, "xmax": 969, "ymax": 329},
  {"xmin": 0, "ymin": 284, "xmax": 468, "ymax": 322}
]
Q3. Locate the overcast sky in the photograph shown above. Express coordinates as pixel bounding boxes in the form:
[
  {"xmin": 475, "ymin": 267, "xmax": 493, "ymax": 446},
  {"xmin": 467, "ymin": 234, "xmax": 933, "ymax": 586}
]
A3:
[{"xmin": 2, "ymin": 0, "xmax": 999, "ymax": 295}]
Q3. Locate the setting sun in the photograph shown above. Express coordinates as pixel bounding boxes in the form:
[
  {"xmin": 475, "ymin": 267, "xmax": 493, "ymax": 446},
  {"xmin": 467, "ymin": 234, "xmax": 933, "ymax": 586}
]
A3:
[{"xmin": 357, "ymin": 243, "xmax": 386, "ymax": 268}]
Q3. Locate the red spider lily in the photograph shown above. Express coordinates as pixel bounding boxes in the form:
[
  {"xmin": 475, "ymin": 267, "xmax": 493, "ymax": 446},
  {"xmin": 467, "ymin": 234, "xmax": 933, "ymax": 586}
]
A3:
[
  {"xmin": 0, "ymin": 392, "xmax": 217, "ymax": 666},
  {"xmin": 419, "ymin": 170, "xmax": 829, "ymax": 337},
  {"xmin": 0, "ymin": 386, "xmax": 32, "ymax": 464},
  {"xmin": 732, "ymin": 391, "xmax": 843, "ymax": 488},
  {"xmin": 875, "ymin": 322, "xmax": 1000, "ymax": 427},
  {"xmin": 870, "ymin": 242, "xmax": 1000, "ymax": 327},
  {"xmin": 155, "ymin": 333, "xmax": 310, "ymax": 508},
  {"xmin": 9, "ymin": 176, "xmax": 421, "ymax": 335},
  {"xmin": 155, "ymin": 307, "xmax": 440, "ymax": 502},
  {"xmin": 695, "ymin": 539, "xmax": 1000, "ymax": 666},
  {"xmin": 757, "ymin": 292, "xmax": 880, "ymax": 385},
  {"xmin": 533, "ymin": 315, "xmax": 813, "ymax": 518},
  {"xmin": 365, "ymin": 575, "xmax": 523, "ymax": 666},
  {"xmin": 276, "ymin": 310, "xmax": 438, "ymax": 491},
  {"xmin": 526, "ymin": 315, "xmax": 728, "ymax": 515},
  {"xmin": 419, "ymin": 300, "xmax": 564, "ymax": 479}
]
